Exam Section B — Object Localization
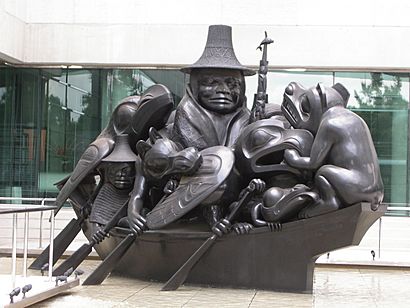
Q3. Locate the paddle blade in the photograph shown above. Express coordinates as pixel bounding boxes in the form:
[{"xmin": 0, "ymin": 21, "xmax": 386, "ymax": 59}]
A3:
[
  {"xmin": 52, "ymin": 243, "xmax": 92, "ymax": 276},
  {"xmin": 82, "ymin": 234, "xmax": 135, "ymax": 285},
  {"xmin": 29, "ymin": 218, "xmax": 82, "ymax": 270},
  {"xmin": 161, "ymin": 235, "xmax": 217, "ymax": 291}
]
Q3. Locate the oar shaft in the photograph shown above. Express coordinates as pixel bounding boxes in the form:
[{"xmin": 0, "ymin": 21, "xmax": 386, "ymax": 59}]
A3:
[{"xmin": 161, "ymin": 183, "xmax": 257, "ymax": 291}]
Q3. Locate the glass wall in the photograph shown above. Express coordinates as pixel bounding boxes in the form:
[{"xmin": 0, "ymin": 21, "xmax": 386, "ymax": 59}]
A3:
[
  {"xmin": 0, "ymin": 66, "xmax": 409, "ymax": 215},
  {"xmin": 40, "ymin": 69, "xmax": 101, "ymax": 194},
  {"xmin": 0, "ymin": 67, "xmax": 17, "ymax": 197},
  {"xmin": 0, "ymin": 68, "xmax": 45, "ymax": 197},
  {"xmin": 0, "ymin": 67, "xmax": 185, "ymax": 198},
  {"xmin": 99, "ymin": 69, "xmax": 185, "ymax": 127}
]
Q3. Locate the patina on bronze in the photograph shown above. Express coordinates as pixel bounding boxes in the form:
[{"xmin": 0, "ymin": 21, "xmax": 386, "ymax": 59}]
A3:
[{"xmin": 43, "ymin": 24, "xmax": 386, "ymax": 294}]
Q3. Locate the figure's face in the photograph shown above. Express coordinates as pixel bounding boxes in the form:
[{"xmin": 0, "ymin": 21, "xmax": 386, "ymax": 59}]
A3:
[
  {"xmin": 190, "ymin": 69, "xmax": 245, "ymax": 114},
  {"xmin": 106, "ymin": 162, "xmax": 136, "ymax": 190}
]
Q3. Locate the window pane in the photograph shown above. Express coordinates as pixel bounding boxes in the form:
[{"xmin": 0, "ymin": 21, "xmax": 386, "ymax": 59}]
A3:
[
  {"xmin": 0, "ymin": 67, "xmax": 15, "ymax": 197},
  {"xmin": 141, "ymin": 69, "xmax": 185, "ymax": 104},
  {"xmin": 67, "ymin": 87, "xmax": 100, "ymax": 164},
  {"xmin": 67, "ymin": 69, "xmax": 93, "ymax": 93},
  {"xmin": 335, "ymin": 72, "xmax": 410, "ymax": 207},
  {"xmin": 245, "ymin": 71, "xmax": 334, "ymax": 109},
  {"xmin": 43, "ymin": 79, "xmax": 68, "ymax": 194},
  {"xmin": 99, "ymin": 69, "xmax": 185, "ymax": 128}
]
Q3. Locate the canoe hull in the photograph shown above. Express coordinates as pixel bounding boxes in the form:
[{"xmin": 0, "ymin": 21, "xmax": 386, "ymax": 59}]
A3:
[{"xmin": 91, "ymin": 202, "xmax": 385, "ymax": 293}]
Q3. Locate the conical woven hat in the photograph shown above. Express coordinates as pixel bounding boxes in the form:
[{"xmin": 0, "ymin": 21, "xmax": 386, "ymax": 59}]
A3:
[
  {"xmin": 181, "ymin": 25, "xmax": 255, "ymax": 76},
  {"xmin": 102, "ymin": 134, "xmax": 137, "ymax": 163}
]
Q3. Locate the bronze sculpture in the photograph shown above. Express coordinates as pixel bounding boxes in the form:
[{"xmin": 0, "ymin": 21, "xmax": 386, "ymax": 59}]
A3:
[{"xmin": 31, "ymin": 24, "xmax": 386, "ymax": 293}]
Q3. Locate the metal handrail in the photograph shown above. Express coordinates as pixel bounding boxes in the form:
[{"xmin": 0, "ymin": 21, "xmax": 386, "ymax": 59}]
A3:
[
  {"xmin": 0, "ymin": 197, "xmax": 56, "ymax": 202},
  {"xmin": 0, "ymin": 197, "xmax": 57, "ymax": 248},
  {"xmin": 0, "ymin": 197, "xmax": 57, "ymax": 288}
]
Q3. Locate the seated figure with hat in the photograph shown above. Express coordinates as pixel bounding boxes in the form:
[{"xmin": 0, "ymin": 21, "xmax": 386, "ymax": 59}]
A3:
[
  {"xmin": 143, "ymin": 25, "xmax": 258, "ymax": 230},
  {"xmin": 172, "ymin": 25, "xmax": 255, "ymax": 151},
  {"xmin": 88, "ymin": 134, "xmax": 142, "ymax": 237},
  {"xmin": 138, "ymin": 25, "xmax": 311, "ymax": 233}
]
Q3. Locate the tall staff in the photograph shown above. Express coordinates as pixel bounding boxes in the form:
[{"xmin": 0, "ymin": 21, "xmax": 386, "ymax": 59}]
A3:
[{"xmin": 250, "ymin": 32, "xmax": 274, "ymax": 123}]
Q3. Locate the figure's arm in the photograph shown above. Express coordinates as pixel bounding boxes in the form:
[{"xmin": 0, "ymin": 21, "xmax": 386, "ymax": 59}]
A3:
[
  {"xmin": 55, "ymin": 137, "xmax": 114, "ymax": 215},
  {"xmin": 284, "ymin": 121, "xmax": 334, "ymax": 170},
  {"xmin": 127, "ymin": 158, "xmax": 148, "ymax": 235},
  {"xmin": 251, "ymin": 202, "xmax": 270, "ymax": 227}
]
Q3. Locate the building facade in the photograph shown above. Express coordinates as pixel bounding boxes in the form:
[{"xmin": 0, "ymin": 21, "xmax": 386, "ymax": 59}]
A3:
[{"xmin": 0, "ymin": 0, "xmax": 409, "ymax": 214}]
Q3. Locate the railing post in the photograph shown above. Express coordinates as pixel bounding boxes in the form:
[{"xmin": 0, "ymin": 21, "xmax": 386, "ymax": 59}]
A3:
[
  {"xmin": 0, "ymin": 196, "xmax": 58, "ymax": 285},
  {"xmin": 11, "ymin": 212, "xmax": 18, "ymax": 288},
  {"xmin": 378, "ymin": 217, "xmax": 382, "ymax": 259},
  {"xmin": 40, "ymin": 198, "xmax": 46, "ymax": 248},
  {"xmin": 23, "ymin": 212, "xmax": 29, "ymax": 277},
  {"xmin": 39, "ymin": 211, "xmax": 43, "ymax": 248},
  {"xmin": 48, "ymin": 209, "xmax": 55, "ymax": 281}
]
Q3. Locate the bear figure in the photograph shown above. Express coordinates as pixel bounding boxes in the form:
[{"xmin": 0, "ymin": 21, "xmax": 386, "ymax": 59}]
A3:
[{"xmin": 280, "ymin": 82, "xmax": 384, "ymax": 218}]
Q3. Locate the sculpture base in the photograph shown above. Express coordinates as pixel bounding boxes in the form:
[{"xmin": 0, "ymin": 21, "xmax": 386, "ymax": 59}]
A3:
[{"xmin": 92, "ymin": 203, "xmax": 385, "ymax": 293}]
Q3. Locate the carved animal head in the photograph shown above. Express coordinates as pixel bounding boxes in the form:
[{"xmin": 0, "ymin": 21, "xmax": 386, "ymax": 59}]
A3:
[
  {"xmin": 234, "ymin": 118, "xmax": 313, "ymax": 176},
  {"xmin": 136, "ymin": 128, "xmax": 202, "ymax": 181},
  {"xmin": 281, "ymin": 82, "xmax": 350, "ymax": 134}
]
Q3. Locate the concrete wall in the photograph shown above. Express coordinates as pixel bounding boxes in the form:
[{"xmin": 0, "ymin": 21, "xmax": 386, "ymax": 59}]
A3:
[
  {"xmin": 0, "ymin": 0, "xmax": 26, "ymax": 63},
  {"xmin": 1, "ymin": 0, "xmax": 410, "ymax": 70}
]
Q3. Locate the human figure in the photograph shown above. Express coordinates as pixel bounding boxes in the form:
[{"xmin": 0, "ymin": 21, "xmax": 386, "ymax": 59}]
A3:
[
  {"xmin": 89, "ymin": 134, "xmax": 140, "ymax": 237},
  {"xmin": 171, "ymin": 25, "xmax": 255, "ymax": 151},
  {"xmin": 167, "ymin": 25, "xmax": 255, "ymax": 227},
  {"xmin": 54, "ymin": 84, "xmax": 174, "ymax": 216}
]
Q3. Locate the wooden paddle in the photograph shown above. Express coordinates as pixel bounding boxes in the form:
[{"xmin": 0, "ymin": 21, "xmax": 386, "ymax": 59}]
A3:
[{"xmin": 161, "ymin": 179, "xmax": 264, "ymax": 291}]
